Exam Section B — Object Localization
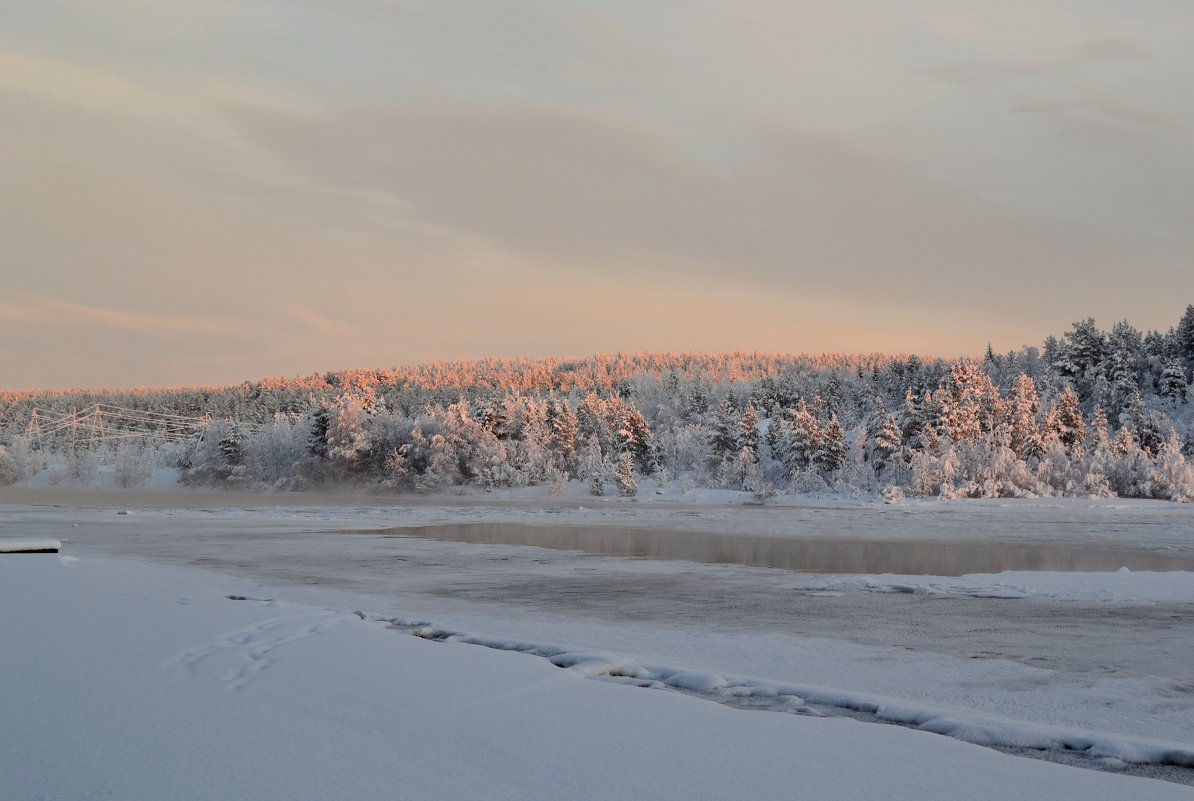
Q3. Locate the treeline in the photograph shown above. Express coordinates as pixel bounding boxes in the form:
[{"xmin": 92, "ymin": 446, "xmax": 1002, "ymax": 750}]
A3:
[{"xmin": 1, "ymin": 308, "xmax": 1192, "ymax": 501}]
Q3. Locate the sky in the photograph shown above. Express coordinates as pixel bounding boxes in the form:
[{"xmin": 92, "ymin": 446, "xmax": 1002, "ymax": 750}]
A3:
[{"xmin": 2, "ymin": 1, "xmax": 1192, "ymax": 389}]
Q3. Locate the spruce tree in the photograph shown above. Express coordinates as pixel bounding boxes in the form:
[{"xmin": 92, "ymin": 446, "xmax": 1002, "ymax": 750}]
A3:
[
  {"xmin": 1175, "ymin": 304, "xmax": 1194, "ymax": 379},
  {"xmin": 784, "ymin": 400, "xmax": 821, "ymax": 476},
  {"xmin": 1104, "ymin": 320, "xmax": 1143, "ymax": 420},
  {"xmin": 550, "ymin": 399, "xmax": 579, "ymax": 475},
  {"xmin": 1123, "ymin": 392, "xmax": 1163, "ymax": 456},
  {"xmin": 614, "ymin": 453, "xmax": 637, "ymax": 497},
  {"xmin": 1048, "ymin": 386, "xmax": 1086, "ymax": 454},
  {"xmin": 813, "ymin": 415, "xmax": 847, "ymax": 477},
  {"xmin": 871, "ymin": 412, "xmax": 903, "ymax": 477},
  {"xmin": 618, "ymin": 403, "xmax": 655, "ymax": 473},
  {"xmin": 897, "ymin": 388, "xmax": 923, "ymax": 448},
  {"xmin": 580, "ymin": 434, "xmax": 606, "ymax": 495},
  {"xmin": 939, "ymin": 360, "xmax": 1001, "ymax": 444},
  {"xmin": 1159, "ymin": 360, "xmax": 1188, "ymax": 405},
  {"xmin": 1054, "ymin": 318, "xmax": 1107, "ymax": 402},
  {"xmin": 864, "ymin": 395, "xmax": 887, "ymax": 460},
  {"xmin": 1004, "ymin": 374, "xmax": 1040, "ymax": 458},
  {"xmin": 1088, "ymin": 405, "xmax": 1110, "ymax": 451},
  {"xmin": 707, "ymin": 398, "xmax": 741, "ymax": 469},
  {"xmin": 739, "ymin": 402, "xmax": 761, "ymax": 463}
]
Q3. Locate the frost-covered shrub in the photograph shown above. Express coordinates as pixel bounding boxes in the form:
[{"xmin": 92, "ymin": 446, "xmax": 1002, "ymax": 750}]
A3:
[
  {"xmin": 244, "ymin": 415, "xmax": 307, "ymax": 487},
  {"xmin": 752, "ymin": 482, "xmax": 777, "ymax": 504},
  {"xmin": 1036, "ymin": 439, "xmax": 1077, "ymax": 495},
  {"xmin": 1104, "ymin": 429, "xmax": 1153, "ymax": 498},
  {"xmin": 791, "ymin": 469, "xmax": 829, "ymax": 495},
  {"xmin": 669, "ymin": 425, "xmax": 707, "ymax": 475},
  {"xmin": 1151, "ymin": 432, "xmax": 1194, "ymax": 502},
  {"xmin": 1080, "ymin": 456, "xmax": 1115, "ymax": 499},
  {"xmin": 65, "ymin": 446, "xmax": 99, "ymax": 484},
  {"xmin": 4, "ymin": 436, "xmax": 38, "ymax": 481},
  {"xmin": 113, "ymin": 442, "xmax": 153, "ymax": 488},
  {"xmin": 908, "ymin": 450, "xmax": 937, "ymax": 497},
  {"xmin": 0, "ymin": 445, "xmax": 18, "ymax": 486},
  {"xmin": 546, "ymin": 464, "xmax": 570, "ymax": 496}
]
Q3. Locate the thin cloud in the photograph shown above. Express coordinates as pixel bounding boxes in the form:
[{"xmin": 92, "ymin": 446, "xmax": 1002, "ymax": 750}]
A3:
[
  {"xmin": 1071, "ymin": 36, "xmax": 1152, "ymax": 63},
  {"xmin": 6, "ymin": 292, "xmax": 253, "ymax": 340},
  {"xmin": 930, "ymin": 36, "xmax": 1153, "ymax": 85},
  {"xmin": 284, "ymin": 305, "xmax": 358, "ymax": 338},
  {"xmin": 1013, "ymin": 97, "xmax": 1181, "ymax": 132},
  {"xmin": 0, "ymin": 50, "xmax": 196, "ymax": 123}
]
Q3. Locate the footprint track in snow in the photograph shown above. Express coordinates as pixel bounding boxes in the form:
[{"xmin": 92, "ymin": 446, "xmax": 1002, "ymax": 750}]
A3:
[{"xmin": 163, "ymin": 607, "xmax": 350, "ymax": 691}]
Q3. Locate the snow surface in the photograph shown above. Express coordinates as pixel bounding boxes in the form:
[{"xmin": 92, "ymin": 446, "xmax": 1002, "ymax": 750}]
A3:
[
  {"xmin": 780, "ymin": 570, "xmax": 1194, "ymax": 603},
  {"xmin": 4, "ymin": 489, "xmax": 1194, "ymax": 794},
  {"xmin": 3, "ymin": 553, "xmax": 1191, "ymax": 801}
]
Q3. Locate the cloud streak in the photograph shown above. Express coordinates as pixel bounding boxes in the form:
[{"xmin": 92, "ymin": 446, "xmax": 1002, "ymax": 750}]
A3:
[{"xmin": 3, "ymin": 292, "xmax": 252, "ymax": 340}]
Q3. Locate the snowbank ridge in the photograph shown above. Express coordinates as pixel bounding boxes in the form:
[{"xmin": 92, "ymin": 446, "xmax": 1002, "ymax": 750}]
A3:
[{"xmin": 381, "ymin": 617, "xmax": 1194, "ymax": 770}]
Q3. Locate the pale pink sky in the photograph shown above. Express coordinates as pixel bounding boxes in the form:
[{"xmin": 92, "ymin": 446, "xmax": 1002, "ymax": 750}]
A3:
[{"xmin": 2, "ymin": 1, "xmax": 1192, "ymax": 389}]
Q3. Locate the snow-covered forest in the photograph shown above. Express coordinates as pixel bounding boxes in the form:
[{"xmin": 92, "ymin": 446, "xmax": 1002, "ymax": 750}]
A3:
[{"xmin": 2, "ymin": 308, "xmax": 1193, "ymax": 501}]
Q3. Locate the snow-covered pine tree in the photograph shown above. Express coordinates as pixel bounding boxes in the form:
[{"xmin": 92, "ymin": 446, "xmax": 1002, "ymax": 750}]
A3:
[
  {"xmin": 897, "ymin": 388, "xmax": 924, "ymax": 449},
  {"xmin": 739, "ymin": 402, "xmax": 761, "ymax": 463},
  {"xmin": 685, "ymin": 384, "xmax": 710, "ymax": 421},
  {"xmin": 813, "ymin": 414, "xmax": 847, "ymax": 478},
  {"xmin": 707, "ymin": 398, "xmax": 741, "ymax": 470},
  {"xmin": 476, "ymin": 396, "xmax": 508, "ymax": 436},
  {"xmin": 1047, "ymin": 386, "xmax": 1086, "ymax": 455},
  {"xmin": 732, "ymin": 445, "xmax": 762, "ymax": 491},
  {"xmin": 1104, "ymin": 320, "xmax": 1144, "ymax": 422},
  {"xmin": 1175, "ymin": 304, "xmax": 1194, "ymax": 380},
  {"xmin": 326, "ymin": 394, "xmax": 371, "ymax": 479},
  {"xmin": 1087, "ymin": 405, "xmax": 1110, "ymax": 451},
  {"xmin": 516, "ymin": 397, "xmax": 552, "ymax": 484},
  {"xmin": 579, "ymin": 434, "xmax": 607, "ymax": 496},
  {"xmin": 938, "ymin": 360, "xmax": 1001, "ymax": 444},
  {"xmin": 1004, "ymin": 374, "xmax": 1040, "ymax": 459},
  {"xmin": 1159, "ymin": 360, "xmax": 1188, "ymax": 405},
  {"xmin": 306, "ymin": 405, "xmax": 331, "ymax": 459},
  {"xmin": 784, "ymin": 400, "xmax": 821, "ymax": 477},
  {"xmin": 863, "ymin": 396, "xmax": 887, "ymax": 461},
  {"xmin": 614, "ymin": 453, "xmax": 637, "ymax": 497},
  {"xmin": 764, "ymin": 412, "xmax": 788, "ymax": 463},
  {"xmin": 618, "ymin": 402, "xmax": 655, "ymax": 473},
  {"xmin": 870, "ymin": 411, "xmax": 902, "ymax": 479},
  {"xmin": 1122, "ymin": 392, "xmax": 1163, "ymax": 456},
  {"xmin": 1054, "ymin": 318, "xmax": 1107, "ymax": 403},
  {"xmin": 549, "ymin": 398, "xmax": 579, "ymax": 476}
]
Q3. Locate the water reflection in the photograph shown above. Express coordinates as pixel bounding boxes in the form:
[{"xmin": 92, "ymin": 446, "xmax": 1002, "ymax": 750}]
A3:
[{"xmin": 373, "ymin": 524, "xmax": 1194, "ymax": 576}]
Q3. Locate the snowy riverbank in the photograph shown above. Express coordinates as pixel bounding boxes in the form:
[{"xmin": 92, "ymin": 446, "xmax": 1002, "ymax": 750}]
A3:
[{"xmin": 4, "ymin": 552, "xmax": 1192, "ymax": 801}]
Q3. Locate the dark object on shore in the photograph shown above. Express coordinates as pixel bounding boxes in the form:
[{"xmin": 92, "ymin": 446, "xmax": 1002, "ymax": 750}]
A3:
[{"xmin": 0, "ymin": 538, "xmax": 62, "ymax": 554}]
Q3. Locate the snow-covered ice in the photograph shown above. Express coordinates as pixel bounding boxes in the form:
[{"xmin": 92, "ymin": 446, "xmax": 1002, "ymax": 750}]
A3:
[
  {"xmin": 3, "ymin": 488, "xmax": 1194, "ymax": 796},
  {"xmin": 4, "ymin": 553, "xmax": 1192, "ymax": 801}
]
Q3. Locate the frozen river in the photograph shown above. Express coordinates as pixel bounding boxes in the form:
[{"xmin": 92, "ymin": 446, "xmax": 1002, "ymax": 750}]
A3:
[{"xmin": 3, "ymin": 490, "xmax": 1194, "ymax": 784}]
